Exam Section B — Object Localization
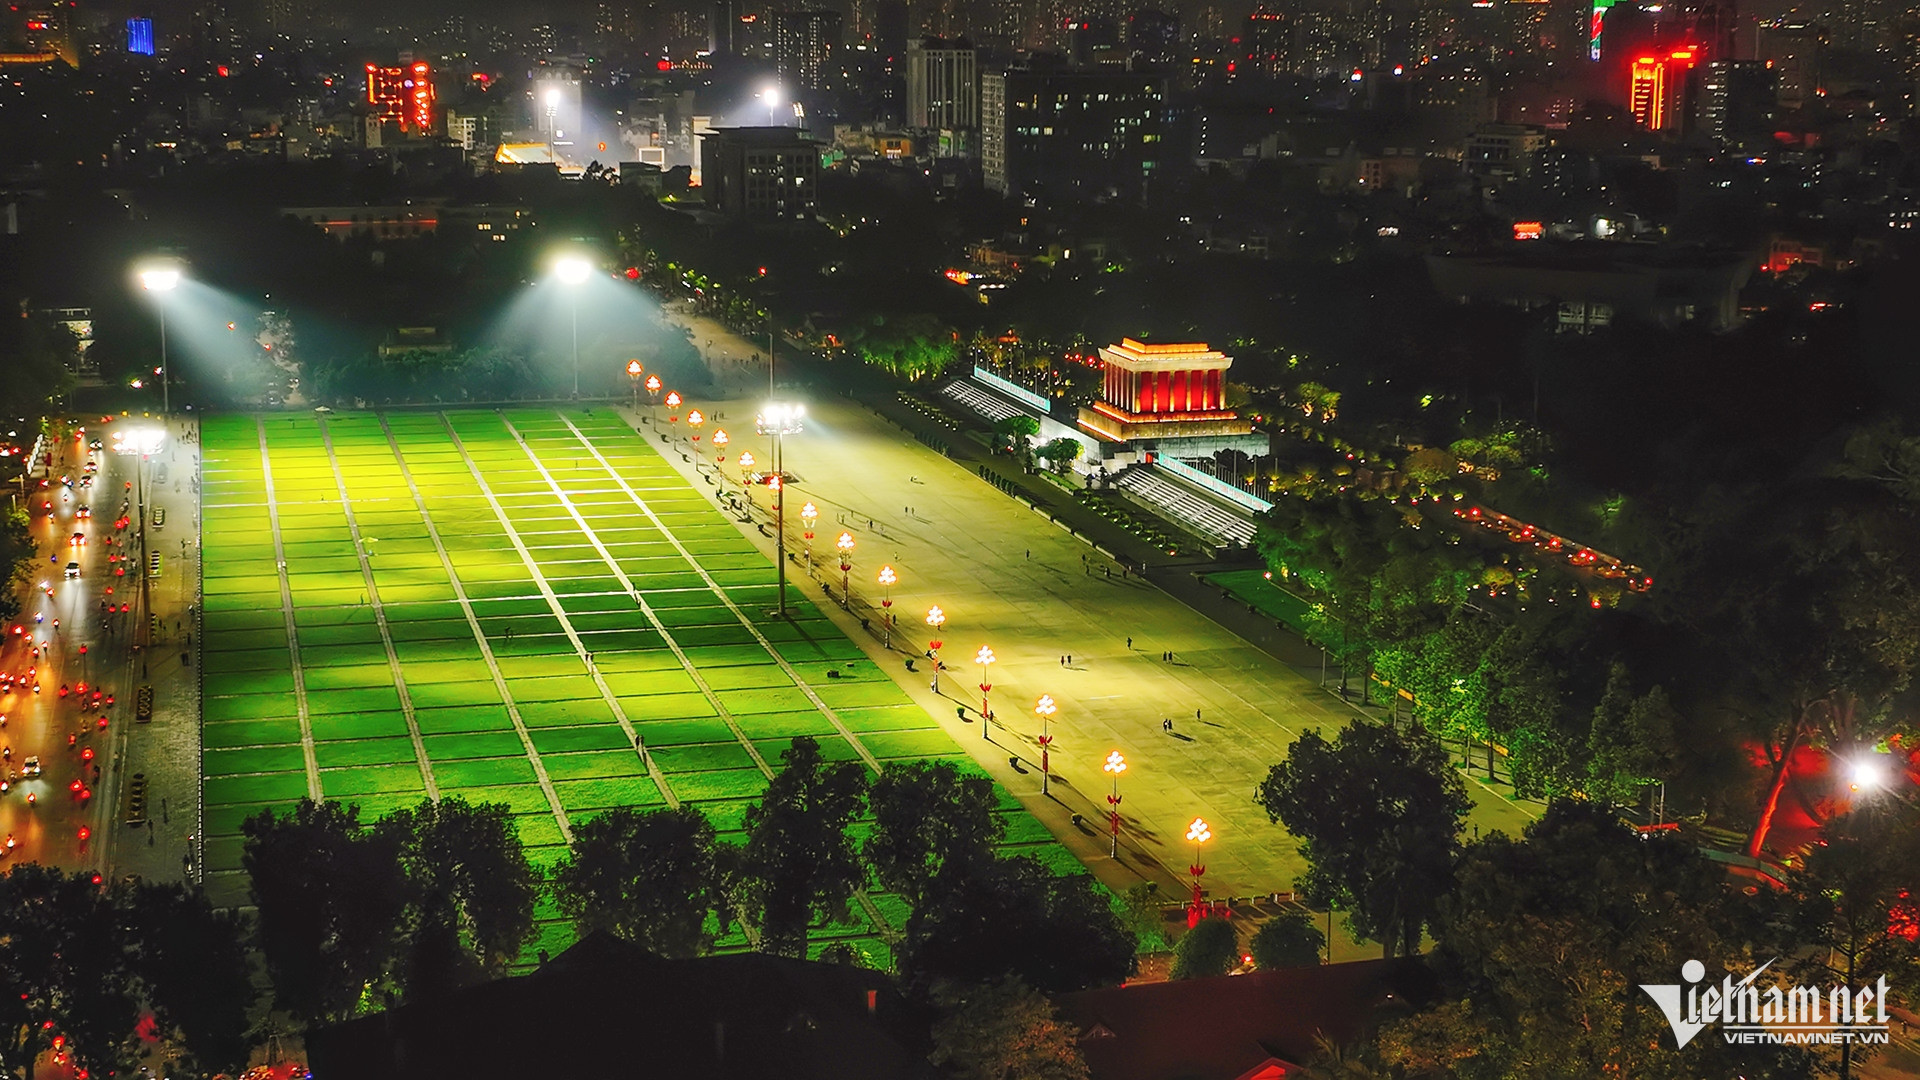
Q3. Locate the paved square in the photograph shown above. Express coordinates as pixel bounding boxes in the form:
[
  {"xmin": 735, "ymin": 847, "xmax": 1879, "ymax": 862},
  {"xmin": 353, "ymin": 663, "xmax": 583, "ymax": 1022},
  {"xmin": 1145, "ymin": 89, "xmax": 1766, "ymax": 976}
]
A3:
[{"xmin": 198, "ymin": 409, "xmax": 1081, "ymax": 961}]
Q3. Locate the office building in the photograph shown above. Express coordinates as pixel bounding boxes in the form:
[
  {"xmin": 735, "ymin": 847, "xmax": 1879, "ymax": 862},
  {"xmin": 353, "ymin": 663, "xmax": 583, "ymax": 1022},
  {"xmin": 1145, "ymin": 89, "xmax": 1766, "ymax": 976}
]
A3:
[
  {"xmin": 981, "ymin": 69, "xmax": 1166, "ymax": 200},
  {"xmin": 774, "ymin": 9, "xmax": 842, "ymax": 90},
  {"xmin": 710, "ymin": 0, "xmax": 737, "ymax": 53},
  {"xmin": 877, "ymin": 0, "xmax": 909, "ymax": 61},
  {"xmin": 701, "ymin": 127, "xmax": 821, "ymax": 219},
  {"xmin": 367, "ymin": 61, "xmax": 435, "ymax": 134},
  {"xmin": 1758, "ymin": 22, "xmax": 1824, "ymax": 111},
  {"xmin": 1241, "ymin": 10, "xmax": 1290, "ymax": 76},
  {"xmin": 1699, "ymin": 59, "xmax": 1774, "ymax": 147},
  {"xmin": 907, "ymin": 37, "xmax": 977, "ymax": 129}
]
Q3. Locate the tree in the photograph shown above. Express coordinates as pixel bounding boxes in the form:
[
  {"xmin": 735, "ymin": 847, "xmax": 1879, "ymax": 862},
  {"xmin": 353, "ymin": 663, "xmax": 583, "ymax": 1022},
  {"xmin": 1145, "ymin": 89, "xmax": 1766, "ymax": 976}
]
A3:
[
  {"xmin": 1170, "ymin": 917, "xmax": 1238, "ymax": 979},
  {"xmin": 0, "ymin": 308, "xmax": 77, "ymax": 418},
  {"xmin": 1585, "ymin": 663, "xmax": 1681, "ymax": 811},
  {"xmin": 1249, "ymin": 911, "xmax": 1325, "ymax": 970},
  {"xmin": 852, "ymin": 313, "xmax": 960, "ymax": 380},
  {"xmin": 1256, "ymin": 723, "xmax": 1469, "ymax": 957},
  {"xmin": 127, "ymin": 883, "xmax": 257, "ymax": 1078},
  {"xmin": 0, "ymin": 864, "xmax": 143, "ymax": 1080},
  {"xmin": 1116, "ymin": 882, "xmax": 1169, "ymax": 951},
  {"xmin": 552, "ymin": 805, "xmax": 722, "ymax": 957},
  {"xmin": 378, "ymin": 797, "xmax": 540, "ymax": 992},
  {"xmin": 1038, "ymin": 437, "xmax": 1083, "ymax": 476},
  {"xmin": 898, "ymin": 857, "xmax": 1137, "ymax": 993},
  {"xmin": 740, "ymin": 737, "xmax": 870, "ymax": 957},
  {"xmin": 1782, "ymin": 802, "xmax": 1920, "ymax": 1080},
  {"xmin": 929, "ymin": 978, "xmax": 1089, "ymax": 1080},
  {"xmin": 865, "ymin": 760, "xmax": 1004, "ymax": 908},
  {"xmin": 242, "ymin": 799, "xmax": 409, "ymax": 1021},
  {"xmin": 994, "ymin": 415, "xmax": 1040, "ymax": 458},
  {"xmin": 1399, "ymin": 800, "xmax": 1809, "ymax": 1080}
]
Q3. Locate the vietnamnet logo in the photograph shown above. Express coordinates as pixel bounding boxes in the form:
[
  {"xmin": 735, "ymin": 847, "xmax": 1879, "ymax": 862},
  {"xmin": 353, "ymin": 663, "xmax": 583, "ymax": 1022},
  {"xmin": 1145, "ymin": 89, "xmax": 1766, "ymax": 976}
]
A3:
[{"xmin": 1641, "ymin": 959, "xmax": 1893, "ymax": 1047}]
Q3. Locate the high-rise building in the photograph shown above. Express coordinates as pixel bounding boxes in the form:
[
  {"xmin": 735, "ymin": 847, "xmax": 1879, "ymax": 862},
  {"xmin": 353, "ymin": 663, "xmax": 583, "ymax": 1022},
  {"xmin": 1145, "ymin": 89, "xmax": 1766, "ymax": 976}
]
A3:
[
  {"xmin": 126, "ymin": 17, "xmax": 155, "ymax": 54},
  {"xmin": 1699, "ymin": 59, "xmax": 1775, "ymax": 147},
  {"xmin": 710, "ymin": 0, "xmax": 737, "ymax": 53},
  {"xmin": 907, "ymin": 37, "xmax": 977, "ymax": 128},
  {"xmin": 981, "ymin": 69, "xmax": 1165, "ymax": 200},
  {"xmin": 876, "ymin": 0, "xmax": 909, "ymax": 61},
  {"xmin": 366, "ymin": 61, "xmax": 436, "ymax": 134},
  {"xmin": 1758, "ymin": 22, "xmax": 1824, "ymax": 111},
  {"xmin": 1241, "ymin": 10, "xmax": 1290, "ymax": 76},
  {"xmin": 1125, "ymin": 9, "xmax": 1178, "ymax": 65},
  {"xmin": 700, "ymin": 127, "xmax": 821, "ymax": 218},
  {"xmin": 774, "ymin": 9, "xmax": 842, "ymax": 90},
  {"xmin": 1627, "ymin": 44, "xmax": 1699, "ymax": 132}
]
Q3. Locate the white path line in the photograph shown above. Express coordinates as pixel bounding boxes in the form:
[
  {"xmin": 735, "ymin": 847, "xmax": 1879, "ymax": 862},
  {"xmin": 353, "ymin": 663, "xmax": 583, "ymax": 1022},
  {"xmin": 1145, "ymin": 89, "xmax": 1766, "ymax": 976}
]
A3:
[
  {"xmin": 437, "ymin": 413, "xmax": 660, "ymax": 830},
  {"xmin": 551, "ymin": 413, "xmax": 882, "ymax": 774},
  {"xmin": 545, "ymin": 412, "xmax": 895, "ymax": 941},
  {"xmin": 316, "ymin": 418, "xmax": 439, "ymax": 802},
  {"xmin": 380, "ymin": 415, "xmax": 584, "ymax": 830},
  {"xmin": 254, "ymin": 418, "xmax": 322, "ymax": 801},
  {"xmin": 494, "ymin": 414, "xmax": 775, "ymax": 778}
]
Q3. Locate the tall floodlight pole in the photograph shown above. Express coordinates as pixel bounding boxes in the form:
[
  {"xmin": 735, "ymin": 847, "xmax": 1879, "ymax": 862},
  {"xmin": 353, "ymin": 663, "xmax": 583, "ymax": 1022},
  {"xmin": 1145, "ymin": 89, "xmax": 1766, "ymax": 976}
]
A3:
[
  {"xmin": 138, "ymin": 264, "xmax": 181, "ymax": 415},
  {"xmin": 555, "ymin": 255, "xmax": 592, "ymax": 397}
]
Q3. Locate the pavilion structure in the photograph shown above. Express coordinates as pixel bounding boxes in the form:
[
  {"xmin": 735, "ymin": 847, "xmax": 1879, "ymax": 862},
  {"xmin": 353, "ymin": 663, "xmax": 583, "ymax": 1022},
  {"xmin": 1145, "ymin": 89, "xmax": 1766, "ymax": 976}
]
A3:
[{"xmin": 1077, "ymin": 338, "xmax": 1257, "ymax": 450}]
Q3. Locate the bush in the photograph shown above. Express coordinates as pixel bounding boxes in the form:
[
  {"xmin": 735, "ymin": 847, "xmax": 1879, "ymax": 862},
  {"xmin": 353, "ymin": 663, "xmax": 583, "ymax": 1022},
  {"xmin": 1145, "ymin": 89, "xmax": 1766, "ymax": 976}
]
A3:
[
  {"xmin": 1170, "ymin": 916, "xmax": 1238, "ymax": 980},
  {"xmin": 1248, "ymin": 912, "xmax": 1325, "ymax": 970}
]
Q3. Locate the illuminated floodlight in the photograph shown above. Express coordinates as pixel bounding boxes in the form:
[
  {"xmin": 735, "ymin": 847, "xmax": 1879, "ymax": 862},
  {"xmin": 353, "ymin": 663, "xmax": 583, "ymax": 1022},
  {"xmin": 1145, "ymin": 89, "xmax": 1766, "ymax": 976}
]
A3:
[
  {"xmin": 137, "ymin": 263, "xmax": 181, "ymax": 292},
  {"xmin": 122, "ymin": 428, "xmax": 165, "ymax": 455},
  {"xmin": 554, "ymin": 256, "xmax": 593, "ymax": 285},
  {"xmin": 1850, "ymin": 756, "xmax": 1886, "ymax": 792},
  {"xmin": 756, "ymin": 402, "xmax": 805, "ymax": 436}
]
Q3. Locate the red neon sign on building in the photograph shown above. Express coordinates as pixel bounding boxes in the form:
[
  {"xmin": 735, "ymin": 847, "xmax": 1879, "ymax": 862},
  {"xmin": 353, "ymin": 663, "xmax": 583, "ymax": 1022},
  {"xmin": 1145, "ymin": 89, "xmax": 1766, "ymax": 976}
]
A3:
[{"xmin": 366, "ymin": 61, "xmax": 435, "ymax": 133}]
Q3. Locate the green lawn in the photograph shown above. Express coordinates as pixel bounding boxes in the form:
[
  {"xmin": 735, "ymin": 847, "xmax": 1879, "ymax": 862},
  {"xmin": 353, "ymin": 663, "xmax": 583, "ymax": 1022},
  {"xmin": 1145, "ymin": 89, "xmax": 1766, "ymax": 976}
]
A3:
[
  {"xmin": 1200, "ymin": 567, "xmax": 1317, "ymax": 636},
  {"xmin": 198, "ymin": 409, "xmax": 1082, "ymax": 963}
]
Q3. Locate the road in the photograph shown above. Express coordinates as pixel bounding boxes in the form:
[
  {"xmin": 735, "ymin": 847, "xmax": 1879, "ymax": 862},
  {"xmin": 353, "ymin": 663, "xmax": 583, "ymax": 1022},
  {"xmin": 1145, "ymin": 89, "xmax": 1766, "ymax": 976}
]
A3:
[
  {"xmin": 0, "ymin": 415, "xmax": 202, "ymax": 886},
  {"xmin": 648, "ymin": 303, "xmax": 1542, "ymax": 939}
]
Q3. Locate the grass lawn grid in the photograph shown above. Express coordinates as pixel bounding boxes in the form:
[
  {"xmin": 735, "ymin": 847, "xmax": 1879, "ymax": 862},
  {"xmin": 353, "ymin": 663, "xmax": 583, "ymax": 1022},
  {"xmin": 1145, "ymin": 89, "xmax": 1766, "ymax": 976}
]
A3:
[{"xmin": 197, "ymin": 409, "xmax": 1091, "ymax": 960}]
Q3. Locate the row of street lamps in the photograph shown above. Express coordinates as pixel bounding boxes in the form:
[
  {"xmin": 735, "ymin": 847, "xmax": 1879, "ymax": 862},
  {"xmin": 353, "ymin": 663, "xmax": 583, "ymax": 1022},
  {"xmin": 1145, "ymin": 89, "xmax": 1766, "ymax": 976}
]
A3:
[{"xmin": 627, "ymin": 318, "xmax": 1223, "ymax": 914}]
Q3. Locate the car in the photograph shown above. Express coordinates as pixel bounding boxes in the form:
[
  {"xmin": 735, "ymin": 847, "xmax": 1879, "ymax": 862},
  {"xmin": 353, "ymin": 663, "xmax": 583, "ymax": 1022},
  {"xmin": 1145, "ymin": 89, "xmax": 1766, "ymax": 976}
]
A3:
[
  {"xmin": 78, "ymin": 477, "xmax": 92, "ymax": 489},
  {"xmin": 63, "ymin": 561, "xmax": 79, "ymax": 578},
  {"xmin": 75, "ymin": 506, "xmax": 89, "ymax": 518},
  {"xmin": 20, "ymin": 756, "xmax": 39, "ymax": 778},
  {"xmin": 88, "ymin": 440, "xmax": 102, "ymax": 450},
  {"xmin": 69, "ymin": 532, "xmax": 84, "ymax": 547}
]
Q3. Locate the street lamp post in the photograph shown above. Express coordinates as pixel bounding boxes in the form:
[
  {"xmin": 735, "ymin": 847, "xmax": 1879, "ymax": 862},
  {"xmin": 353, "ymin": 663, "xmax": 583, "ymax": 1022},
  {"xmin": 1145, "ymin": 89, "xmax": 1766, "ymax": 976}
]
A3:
[
  {"xmin": 801, "ymin": 502, "xmax": 818, "ymax": 568},
  {"xmin": 627, "ymin": 360, "xmax": 643, "ymax": 411},
  {"xmin": 712, "ymin": 428, "xmax": 729, "ymax": 468},
  {"xmin": 835, "ymin": 531, "xmax": 854, "ymax": 608},
  {"xmin": 1103, "ymin": 750, "xmax": 1127, "ymax": 857},
  {"xmin": 925, "ymin": 606, "xmax": 945, "ymax": 693},
  {"xmin": 555, "ymin": 256, "xmax": 591, "ymax": 397},
  {"xmin": 1186, "ymin": 816, "xmax": 1212, "ymax": 927},
  {"xmin": 1035, "ymin": 694, "xmax": 1056, "ymax": 796},
  {"xmin": 974, "ymin": 645, "xmax": 995, "ymax": 740},
  {"xmin": 665, "ymin": 391, "xmax": 682, "ymax": 441},
  {"xmin": 646, "ymin": 374, "xmax": 662, "ymax": 423},
  {"xmin": 687, "ymin": 409, "xmax": 704, "ymax": 451},
  {"xmin": 877, "ymin": 565, "xmax": 895, "ymax": 646},
  {"xmin": 138, "ymin": 265, "xmax": 181, "ymax": 415}
]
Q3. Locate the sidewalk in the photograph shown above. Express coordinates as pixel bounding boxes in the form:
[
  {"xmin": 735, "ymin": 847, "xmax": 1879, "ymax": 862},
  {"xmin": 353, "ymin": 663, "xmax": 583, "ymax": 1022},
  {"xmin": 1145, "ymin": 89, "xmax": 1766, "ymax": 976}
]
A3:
[{"xmin": 102, "ymin": 415, "xmax": 205, "ymax": 891}]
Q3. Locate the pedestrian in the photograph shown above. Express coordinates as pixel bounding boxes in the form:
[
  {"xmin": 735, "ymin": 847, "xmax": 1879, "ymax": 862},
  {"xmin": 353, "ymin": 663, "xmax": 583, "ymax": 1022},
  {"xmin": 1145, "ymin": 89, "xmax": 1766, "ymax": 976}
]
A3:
[
  {"xmin": 1066, "ymin": 654, "xmax": 1072, "ymax": 665},
  {"xmin": 1126, "ymin": 636, "xmax": 1132, "ymax": 648},
  {"xmin": 1025, "ymin": 549, "xmax": 1030, "ymax": 559},
  {"xmin": 1163, "ymin": 718, "xmax": 1172, "ymax": 733},
  {"xmin": 1195, "ymin": 708, "xmax": 1201, "ymax": 721},
  {"xmin": 161, "ymin": 797, "xmax": 169, "ymax": 824}
]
